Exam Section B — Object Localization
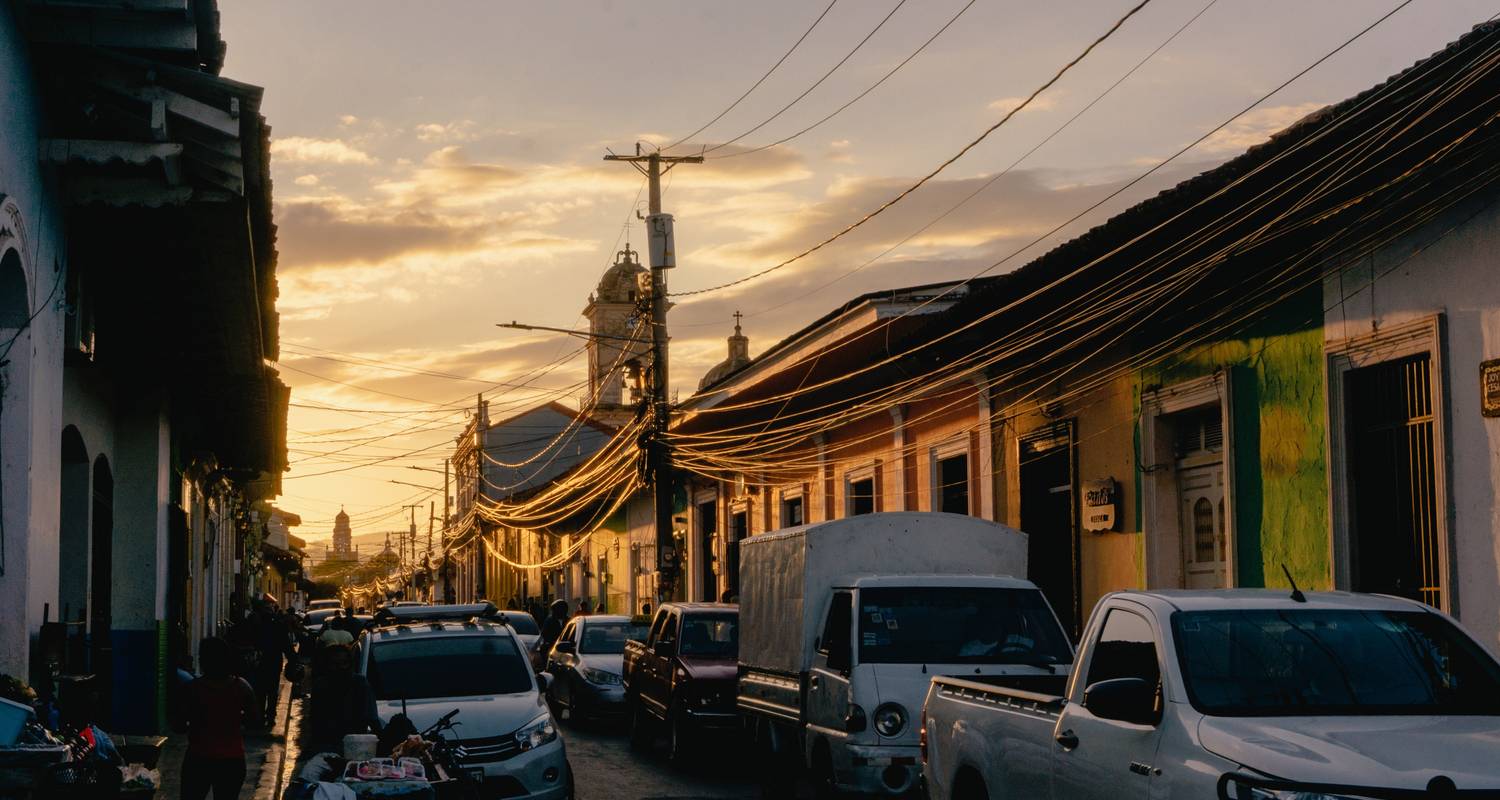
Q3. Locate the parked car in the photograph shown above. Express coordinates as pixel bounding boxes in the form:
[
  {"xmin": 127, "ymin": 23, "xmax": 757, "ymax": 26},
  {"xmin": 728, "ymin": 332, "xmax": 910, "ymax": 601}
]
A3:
[
  {"xmin": 921, "ymin": 589, "xmax": 1500, "ymax": 800},
  {"xmin": 737, "ymin": 512, "xmax": 1049, "ymax": 796},
  {"xmin": 359, "ymin": 603, "xmax": 572, "ymax": 799},
  {"xmin": 300, "ymin": 608, "xmax": 342, "ymax": 641},
  {"xmin": 306, "ymin": 599, "xmax": 342, "ymax": 612},
  {"xmin": 622, "ymin": 602, "xmax": 739, "ymax": 760},
  {"xmin": 494, "ymin": 611, "xmax": 542, "ymax": 665},
  {"xmin": 545, "ymin": 614, "xmax": 649, "ymax": 722}
]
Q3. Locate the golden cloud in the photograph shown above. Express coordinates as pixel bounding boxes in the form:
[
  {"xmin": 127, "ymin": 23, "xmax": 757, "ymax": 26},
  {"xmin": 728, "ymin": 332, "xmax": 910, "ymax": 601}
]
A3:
[
  {"xmin": 271, "ymin": 136, "xmax": 376, "ymax": 165},
  {"xmin": 988, "ymin": 93, "xmax": 1061, "ymax": 115},
  {"xmin": 276, "ymin": 198, "xmax": 497, "ymax": 269},
  {"xmin": 1200, "ymin": 102, "xmax": 1326, "ymax": 155}
]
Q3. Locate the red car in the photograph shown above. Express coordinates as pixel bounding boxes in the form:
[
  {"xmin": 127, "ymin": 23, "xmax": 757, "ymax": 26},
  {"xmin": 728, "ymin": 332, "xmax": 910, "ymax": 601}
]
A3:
[{"xmin": 621, "ymin": 602, "xmax": 739, "ymax": 761}]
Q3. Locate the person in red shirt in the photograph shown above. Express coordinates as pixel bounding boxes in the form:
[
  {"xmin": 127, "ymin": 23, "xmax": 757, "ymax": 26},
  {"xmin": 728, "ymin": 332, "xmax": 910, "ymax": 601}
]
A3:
[{"xmin": 174, "ymin": 637, "xmax": 259, "ymax": 800}]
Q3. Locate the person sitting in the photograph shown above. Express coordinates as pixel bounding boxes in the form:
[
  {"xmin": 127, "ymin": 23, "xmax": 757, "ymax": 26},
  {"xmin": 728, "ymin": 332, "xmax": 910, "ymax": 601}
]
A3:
[{"xmin": 318, "ymin": 614, "xmax": 355, "ymax": 647}]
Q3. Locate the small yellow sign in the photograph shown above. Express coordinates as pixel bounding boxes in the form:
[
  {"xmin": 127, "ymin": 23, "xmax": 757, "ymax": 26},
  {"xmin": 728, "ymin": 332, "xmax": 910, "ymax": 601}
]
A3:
[{"xmin": 1483, "ymin": 359, "xmax": 1500, "ymax": 417}]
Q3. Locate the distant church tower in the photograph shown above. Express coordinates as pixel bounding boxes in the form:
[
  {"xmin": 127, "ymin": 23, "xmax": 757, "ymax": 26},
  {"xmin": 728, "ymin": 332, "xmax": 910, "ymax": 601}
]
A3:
[
  {"xmin": 327, "ymin": 507, "xmax": 356, "ymax": 562},
  {"xmin": 698, "ymin": 311, "xmax": 752, "ymax": 390},
  {"xmin": 584, "ymin": 245, "xmax": 653, "ymax": 427}
]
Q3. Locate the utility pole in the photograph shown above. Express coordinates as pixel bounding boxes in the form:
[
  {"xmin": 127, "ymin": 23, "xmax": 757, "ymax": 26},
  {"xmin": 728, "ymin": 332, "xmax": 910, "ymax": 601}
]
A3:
[
  {"xmin": 603, "ymin": 145, "xmax": 701, "ymax": 604},
  {"xmin": 401, "ymin": 503, "xmax": 421, "ymax": 599}
]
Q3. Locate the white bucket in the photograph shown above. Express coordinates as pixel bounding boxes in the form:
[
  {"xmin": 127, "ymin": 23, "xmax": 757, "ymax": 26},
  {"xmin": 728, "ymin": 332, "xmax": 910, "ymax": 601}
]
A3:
[{"xmin": 342, "ymin": 733, "xmax": 378, "ymax": 761}]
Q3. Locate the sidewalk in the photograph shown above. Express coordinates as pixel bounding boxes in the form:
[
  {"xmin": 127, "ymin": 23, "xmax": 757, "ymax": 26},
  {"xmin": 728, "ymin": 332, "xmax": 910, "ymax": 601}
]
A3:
[{"xmin": 156, "ymin": 676, "xmax": 301, "ymax": 800}]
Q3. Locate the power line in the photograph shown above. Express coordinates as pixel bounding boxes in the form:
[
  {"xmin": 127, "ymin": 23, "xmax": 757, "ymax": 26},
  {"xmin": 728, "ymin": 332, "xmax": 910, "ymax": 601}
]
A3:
[
  {"xmin": 660, "ymin": 0, "xmax": 841, "ymax": 151},
  {"xmin": 709, "ymin": 0, "xmax": 979, "ymax": 161},
  {"xmin": 697, "ymin": 0, "xmax": 911, "ymax": 157},
  {"xmin": 671, "ymin": 0, "xmax": 1156, "ymax": 297},
  {"xmin": 680, "ymin": 0, "xmax": 1219, "ymax": 329},
  {"xmin": 668, "ymin": 0, "xmax": 1421, "ymax": 419},
  {"xmin": 282, "ymin": 344, "xmax": 537, "ymax": 388}
]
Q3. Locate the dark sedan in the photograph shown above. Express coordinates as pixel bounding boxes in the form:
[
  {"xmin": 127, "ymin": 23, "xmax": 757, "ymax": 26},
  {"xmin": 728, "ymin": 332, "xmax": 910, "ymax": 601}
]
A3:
[{"xmin": 545, "ymin": 614, "xmax": 648, "ymax": 722}]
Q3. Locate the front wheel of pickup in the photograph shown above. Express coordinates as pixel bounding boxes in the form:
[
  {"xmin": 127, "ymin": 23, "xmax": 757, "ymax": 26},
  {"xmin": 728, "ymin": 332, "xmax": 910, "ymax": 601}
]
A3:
[
  {"xmin": 628, "ymin": 698, "xmax": 654, "ymax": 752},
  {"xmin": 667, "ymin": 710, "xmax": 695, "ymax": 763}
]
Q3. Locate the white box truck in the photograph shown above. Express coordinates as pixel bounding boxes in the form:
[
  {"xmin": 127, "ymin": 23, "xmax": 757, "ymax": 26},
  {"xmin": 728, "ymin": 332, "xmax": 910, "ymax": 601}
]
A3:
[{"xmin": 737, "ymin": 512, "xmax": 1071, "ymax": 796}]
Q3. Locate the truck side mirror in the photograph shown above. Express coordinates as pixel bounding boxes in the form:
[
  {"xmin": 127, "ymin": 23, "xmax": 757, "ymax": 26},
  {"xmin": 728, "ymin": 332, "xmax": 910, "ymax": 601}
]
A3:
[
  {"xmin": 1082, "ymin": 677, "xmax": 1159, "ymax": 725},
  {"xmin": 826, "ymin": 636, "xmax": 851, "ymax": 674},
  {"xmin": 553, "ymin": 640, "xmax": 576, "ymax": 654},
  {"xmin": 654, "ymin": 640, "xmax": 676, "ymax": 658}
]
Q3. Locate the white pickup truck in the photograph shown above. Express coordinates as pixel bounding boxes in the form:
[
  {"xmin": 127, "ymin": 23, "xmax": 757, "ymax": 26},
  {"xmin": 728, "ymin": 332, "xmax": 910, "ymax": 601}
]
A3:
[{"xmin": 922, "ymin": 589, "xmax": 1500, "ymax": 799}]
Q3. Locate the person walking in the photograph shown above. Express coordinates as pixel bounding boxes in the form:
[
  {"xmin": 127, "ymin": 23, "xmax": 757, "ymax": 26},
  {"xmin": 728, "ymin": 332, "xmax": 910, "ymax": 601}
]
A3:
[
  {"xmin": 173, "ymin": 637, "xmax": 258, "ymax": 800},
  {"xmin": 251, "ymin": 599, "xmax": 294, "ymax": 727},
  {"xmin": 540, "ymin": 599, "xmax": 569, "ymax": 652}
]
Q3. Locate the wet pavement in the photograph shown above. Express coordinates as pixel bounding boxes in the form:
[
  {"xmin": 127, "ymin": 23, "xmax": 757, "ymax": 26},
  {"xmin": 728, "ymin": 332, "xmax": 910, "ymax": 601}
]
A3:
[
  {"xmin": 558, "ymin": 715, "xmax": 770, "ymax": 800},
  {"xmin": 157, "ymin": 676, "xmax": 298, "ymax": 800}
]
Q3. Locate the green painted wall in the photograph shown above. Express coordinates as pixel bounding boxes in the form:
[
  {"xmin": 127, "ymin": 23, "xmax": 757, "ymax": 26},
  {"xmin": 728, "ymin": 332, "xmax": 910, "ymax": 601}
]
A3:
[{"xmin": 1137, "ymin": 286, "xmax": 1329, "ymax": 590}]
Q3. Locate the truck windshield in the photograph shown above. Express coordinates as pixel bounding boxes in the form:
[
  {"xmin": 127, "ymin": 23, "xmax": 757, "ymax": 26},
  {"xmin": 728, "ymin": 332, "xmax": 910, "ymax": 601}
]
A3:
[
  {"xmin": 679, "ymin": 613, "xmax": 738, "ymax": 658},
  {"xmin": 581, "ymin": 621, "xmax": 650, "ymax": 654},
  {"xmin": 856, "ymin": 587, "xmax": 1071, "ymax": 665},
  {"xmin": 368, "ymin": 636, "xmax": 533, "ymax": 699},
  {"xmin": 1171, "ymin": 609, "xmax": 1500, "ymax": 716}
]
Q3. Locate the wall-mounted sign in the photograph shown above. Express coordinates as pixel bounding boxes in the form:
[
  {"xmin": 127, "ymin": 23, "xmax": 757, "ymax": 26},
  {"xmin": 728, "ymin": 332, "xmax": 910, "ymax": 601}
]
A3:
[
  {"xmin": 1483, "ymin": 359, "xmax": 1500, "ymax": 418},
  {"xmin": 1082, "ymin": 478, "xmax": 1120, "ymax": 532}
]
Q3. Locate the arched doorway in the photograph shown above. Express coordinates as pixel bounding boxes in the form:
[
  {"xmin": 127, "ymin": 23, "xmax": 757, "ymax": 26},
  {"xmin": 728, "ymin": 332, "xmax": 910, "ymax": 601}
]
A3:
[
  {"xmin": 58, "ymin": 427, "xmax": 89, "ymax": 624},
  {"xmin": 90, "ymin": 455, "xmax": 113, "ymax": 724},
  {"xmin": 0, "ymin": 248, "xmax": 30, "ymax": 582}
]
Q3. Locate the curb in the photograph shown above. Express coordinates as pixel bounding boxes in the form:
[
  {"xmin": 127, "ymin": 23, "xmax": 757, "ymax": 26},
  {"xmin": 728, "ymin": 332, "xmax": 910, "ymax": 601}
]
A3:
[{"xmin": 249, "ymin": 679, "xmax": 294, "ymax": 800}]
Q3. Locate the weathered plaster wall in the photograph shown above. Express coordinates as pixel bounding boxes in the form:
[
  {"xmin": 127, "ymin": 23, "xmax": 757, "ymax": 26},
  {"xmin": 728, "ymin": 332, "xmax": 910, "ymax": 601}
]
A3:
[
  {"xmin": 0, "ymin": 6, "xmax": 69, "ymax": 678},
  {"xmin": 1140, "ymin": 286, "xmax": 1328, "ymax": 591},
  {"xmin": 996, "ymin": 373, "xmax": 1143, "ymax": 622},
  {"xmin": 1326, "ymin": 193, "xmax": 1500, "ymax": 651}
]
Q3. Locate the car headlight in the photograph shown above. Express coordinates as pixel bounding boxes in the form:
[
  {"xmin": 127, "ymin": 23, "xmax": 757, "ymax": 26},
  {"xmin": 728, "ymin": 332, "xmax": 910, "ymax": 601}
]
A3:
[
  {"xmin": 514, "ymin": 714, "xmax": 558, "ymax": 752},
  {"xmin": 1222, "ymin": 776, "xmax": 1355, "ymax": 800},
  {"xmin": 582, "ymin": 667, "xmax": 622, "ymax": 686},
  {"xmin": 1241, "ymin": 791, "xmax": 1352, "ymax": 800},
  {"xmin": 873, "ymin": 703, "xmax": 907, "ymax": 737}
]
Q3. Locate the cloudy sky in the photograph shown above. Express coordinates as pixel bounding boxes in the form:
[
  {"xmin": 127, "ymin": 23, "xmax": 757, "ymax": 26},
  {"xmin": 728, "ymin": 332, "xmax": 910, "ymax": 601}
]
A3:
[{"xmin": 219, "ymin": 0, "xmax": 1495, "ymax": 545}]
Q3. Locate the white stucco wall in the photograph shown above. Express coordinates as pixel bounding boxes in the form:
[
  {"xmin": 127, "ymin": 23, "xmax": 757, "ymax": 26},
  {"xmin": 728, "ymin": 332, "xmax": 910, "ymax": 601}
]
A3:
[
  {"xmin": 1324, "ymin": 193, "xmax": 1500, "ymax": 651},
  {"xmin": 0, "ymin": 4, "xmax": 70, "ymax": 677}
]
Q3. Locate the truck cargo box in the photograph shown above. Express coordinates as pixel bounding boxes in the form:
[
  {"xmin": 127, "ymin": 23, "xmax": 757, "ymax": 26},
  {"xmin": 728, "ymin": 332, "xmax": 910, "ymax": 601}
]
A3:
[{"xmin": 738, "ymin": 512, "xmax": 1028, "ymax": 675}]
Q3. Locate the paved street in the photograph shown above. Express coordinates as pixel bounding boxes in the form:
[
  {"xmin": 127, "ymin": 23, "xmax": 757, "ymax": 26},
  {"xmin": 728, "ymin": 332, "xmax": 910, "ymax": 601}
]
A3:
[
  {"xmin": 560, "ymin": 718, "xmax": 772, "ymax": 800},
  {"xmin": 273, "ymin": 689, "xmax": 803, "ymax": 800}
]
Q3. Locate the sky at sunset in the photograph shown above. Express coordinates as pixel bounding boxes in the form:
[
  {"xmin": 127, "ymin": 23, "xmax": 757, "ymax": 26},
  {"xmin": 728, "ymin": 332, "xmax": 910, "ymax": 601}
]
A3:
[{"xmin": 218, "ymin": 0, "xmax": 1496, "ymax": 548}]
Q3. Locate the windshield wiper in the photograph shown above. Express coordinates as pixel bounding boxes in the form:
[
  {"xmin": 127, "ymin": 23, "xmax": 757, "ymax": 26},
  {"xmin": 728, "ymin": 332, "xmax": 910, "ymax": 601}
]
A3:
[{"xmin": 999, "ymin": 657, "xmax": 1058, "ymax": 673}]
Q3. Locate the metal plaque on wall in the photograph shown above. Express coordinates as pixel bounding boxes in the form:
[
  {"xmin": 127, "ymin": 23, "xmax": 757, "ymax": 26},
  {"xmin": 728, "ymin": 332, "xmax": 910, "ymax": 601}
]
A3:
[
  {"xmin": 1483, "ymin": 359, "xmax": 1500, "ymax": 417},
  {"xmin": 1082, "ymin": 478, "xmax": 1120, "ymax": 532}
]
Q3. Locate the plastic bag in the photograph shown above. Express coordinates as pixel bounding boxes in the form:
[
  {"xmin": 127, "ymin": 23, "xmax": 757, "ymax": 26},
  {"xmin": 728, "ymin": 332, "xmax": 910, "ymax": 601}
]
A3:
[
  {"xmin": 119, "ymin": 764, "xmax": 160, "ymax": 790},
  {"xmin": 89, "ymin": 725, "xmax": 121, "ymax": 764},
  {"xmin": 312, "ymin": 783, "xmax": 357, "ymax": 800}
]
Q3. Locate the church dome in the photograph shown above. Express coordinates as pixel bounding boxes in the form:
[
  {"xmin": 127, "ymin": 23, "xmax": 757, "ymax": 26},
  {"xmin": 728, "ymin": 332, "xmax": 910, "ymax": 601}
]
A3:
[
  {"xmin": 594, "ymin": 246, "xmax": 647, "ymax": 304},
  {"xmin": 335, "ymin": 507, "xmax": 349, "ymax": 524},
  {"xmin": 698, "ymin": 313, "xmax": 752, "ymax": 390}
]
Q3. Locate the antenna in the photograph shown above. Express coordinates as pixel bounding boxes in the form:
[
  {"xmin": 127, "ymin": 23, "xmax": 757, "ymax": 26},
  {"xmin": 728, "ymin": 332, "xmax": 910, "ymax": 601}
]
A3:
[{"xmin": 1281, "ymin": 564, "xmax": 1307, "ymax": 603}]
